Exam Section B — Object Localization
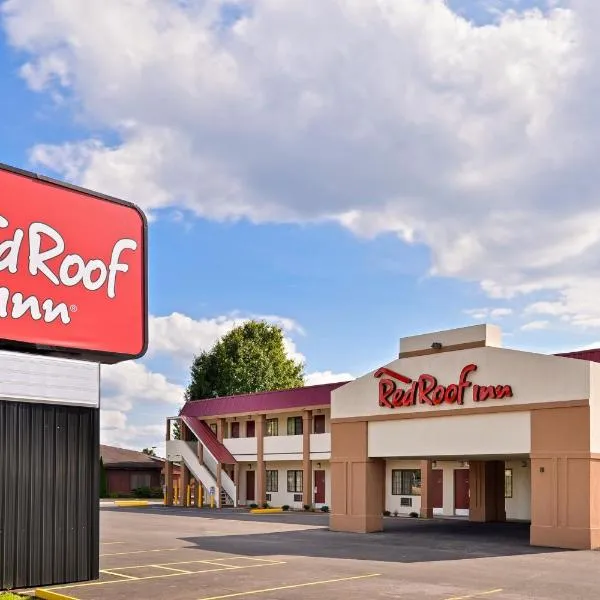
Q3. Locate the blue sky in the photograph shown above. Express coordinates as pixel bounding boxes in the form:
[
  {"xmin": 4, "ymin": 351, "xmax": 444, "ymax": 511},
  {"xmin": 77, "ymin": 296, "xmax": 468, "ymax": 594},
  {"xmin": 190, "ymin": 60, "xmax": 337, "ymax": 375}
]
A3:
[{"xmin": 0, "ymin": 0, "xmax": 597, "ymax": 451}]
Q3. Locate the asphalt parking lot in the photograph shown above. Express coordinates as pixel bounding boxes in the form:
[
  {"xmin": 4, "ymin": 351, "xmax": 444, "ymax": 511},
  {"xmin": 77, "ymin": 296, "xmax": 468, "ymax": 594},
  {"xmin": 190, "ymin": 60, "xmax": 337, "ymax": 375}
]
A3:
[{"xmin": 34, "ymin": 507, "xmax": 600, "ymax": 600}]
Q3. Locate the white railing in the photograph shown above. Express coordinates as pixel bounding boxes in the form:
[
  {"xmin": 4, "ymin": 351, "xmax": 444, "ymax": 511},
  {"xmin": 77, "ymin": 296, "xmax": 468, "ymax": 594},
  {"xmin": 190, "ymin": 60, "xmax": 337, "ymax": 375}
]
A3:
[
  {"xmin": 310, "ymin": 433, "xmax": 331, "ymax": 454},
  {"xmin": 264, "ymin": 434, "xmax": 303, "ymax": 456},
  {"xmin": 223, "ymin": 437, "xmax": 258, "ymax": 457},
  {"xmin": 169, "ymin": 440, "xmax": 218, "ymax": 503}
]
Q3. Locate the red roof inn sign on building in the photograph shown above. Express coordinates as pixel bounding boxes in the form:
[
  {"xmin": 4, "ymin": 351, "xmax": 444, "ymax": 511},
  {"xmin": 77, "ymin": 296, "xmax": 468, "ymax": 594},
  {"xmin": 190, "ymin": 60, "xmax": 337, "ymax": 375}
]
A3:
[
  {"xmin": 375, "ymin": 364, "xmax": 513, "ymax": 408},
  {"xmin": 0, "ymin": 163, "xmax": 148, "ymax": 592}
]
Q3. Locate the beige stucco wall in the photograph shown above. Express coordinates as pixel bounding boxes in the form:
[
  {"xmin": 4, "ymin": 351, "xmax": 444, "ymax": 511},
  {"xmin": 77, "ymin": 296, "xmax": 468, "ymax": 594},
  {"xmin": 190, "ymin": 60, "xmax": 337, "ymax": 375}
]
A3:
[{"xmin": 331, "ymin": 346, "xmax": 591, "ymax": 421}]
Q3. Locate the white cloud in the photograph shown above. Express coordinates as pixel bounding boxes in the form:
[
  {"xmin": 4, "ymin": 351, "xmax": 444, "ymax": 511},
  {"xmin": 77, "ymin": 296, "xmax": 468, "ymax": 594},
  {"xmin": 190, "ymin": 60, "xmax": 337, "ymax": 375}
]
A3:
[
  {"xmin": 464, "ymin": 307, "xmax": 513, "ymax": 320},
  {"xmin": 305, "ymin": 370, "xmax": 354, "ymax": 386},
  {"xmin": 5, "ymin": 0, "xmax": 600, "ymax": 324},
  {"xmin": 148, "ymin": 312, "xmax": 305, "ymax": 364},
  {"xmin": 521, "ymin": 320, "xmax": 550, "ymax": 331}
]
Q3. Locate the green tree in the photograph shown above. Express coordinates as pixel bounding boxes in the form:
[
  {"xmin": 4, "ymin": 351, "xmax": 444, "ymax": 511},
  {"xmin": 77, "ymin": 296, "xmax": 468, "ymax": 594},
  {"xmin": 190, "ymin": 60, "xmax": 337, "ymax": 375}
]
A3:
[
  {"xmin": 185, "ymin": 320, "xmax": 305, "ymax": 401},
  {"xmin": 99, "ymin": 456, "xmax": 108, "ymax": 498},
  {"xmin": 142, "ymin": 447, "xmax": 157, "ymax": 456}
]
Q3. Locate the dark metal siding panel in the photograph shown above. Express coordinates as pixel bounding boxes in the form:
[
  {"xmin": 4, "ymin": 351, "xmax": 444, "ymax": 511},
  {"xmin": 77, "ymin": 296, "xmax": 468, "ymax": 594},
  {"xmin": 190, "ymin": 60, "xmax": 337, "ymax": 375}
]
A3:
[{"xmin": 0, "ymin": 400, "xmax": 99, "ymax": 590}]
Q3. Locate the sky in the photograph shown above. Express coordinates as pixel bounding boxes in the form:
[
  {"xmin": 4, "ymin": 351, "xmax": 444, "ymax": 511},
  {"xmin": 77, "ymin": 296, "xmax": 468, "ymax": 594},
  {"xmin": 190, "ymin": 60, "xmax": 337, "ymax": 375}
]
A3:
[{"xmin": 1, "ymin": 0, "xmax": 599, "ymax": 455}]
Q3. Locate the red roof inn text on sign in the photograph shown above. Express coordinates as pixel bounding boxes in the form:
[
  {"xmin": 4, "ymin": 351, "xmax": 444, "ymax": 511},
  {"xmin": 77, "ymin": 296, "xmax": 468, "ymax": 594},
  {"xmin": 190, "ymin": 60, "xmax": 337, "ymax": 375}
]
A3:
[{"xmin": 0, "ymin": 164, "xmax": 147, "ymax": 363}]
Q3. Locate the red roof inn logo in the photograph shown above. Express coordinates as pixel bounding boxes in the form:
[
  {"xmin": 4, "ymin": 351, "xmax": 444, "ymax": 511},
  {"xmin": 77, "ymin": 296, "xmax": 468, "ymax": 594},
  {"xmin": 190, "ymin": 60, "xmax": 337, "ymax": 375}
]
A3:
[
  {"xmin": 374, "ymin": 364, "xmax": 513, "ymax": 408},
  {"xmin": 0, "ymin": 164, "xmax": 147, "ymax": 363}
]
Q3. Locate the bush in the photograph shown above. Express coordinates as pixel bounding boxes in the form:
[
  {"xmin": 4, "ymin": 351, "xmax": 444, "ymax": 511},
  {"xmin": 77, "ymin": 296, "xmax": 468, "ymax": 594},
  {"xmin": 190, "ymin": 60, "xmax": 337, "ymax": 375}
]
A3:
[
  {"xmin": 249, "ymin": 503, "xmax": 258, "ymax": 509},
  {"xmin": 320, "ymin": 505, "xmax": 329, "ymax": 513},
  {"xmin": 282, "ymin": 505, "xmax": 290, "ymax": 511},
  {"xmin": 303, "ymin": 504, "xmax": 311, "ymax": 511},
  {"xmin": 393, "ymin": 510, "xmax": 399, "ymax": 517},
  {"xmin": 261, "ymin": 502, "xmax": 270, "ymax": 509},
  {"xmin": 409, "ymin": 511, "xmax": 419, "ymax": 518},
  {"xmin": 383, "ymin": 510, "xmax": 391, "ymax": 517}
]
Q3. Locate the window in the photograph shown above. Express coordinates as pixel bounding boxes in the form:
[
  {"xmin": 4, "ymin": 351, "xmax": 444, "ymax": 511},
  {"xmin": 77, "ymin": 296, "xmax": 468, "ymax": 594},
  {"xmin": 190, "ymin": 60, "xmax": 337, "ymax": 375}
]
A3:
[
  {"xmin": 504, "ymin": 468, "xmax": 513, "ymax": 498},
  {"xmin": 391, "ymin": 469, "xmax": 421, "ymax": 496},
  {"xmin": 131, "ymin": 472, "xmax": 152, "ymax": 489},
  {"xmin": 287, "ymin": 416, "xmax": 303, "ymax": 435},
  {"xmin": 266, "ymin": 418, "xmax": 278, "ymax": 436},
  {"xmin": 266, "ymin": 470, "xmax": 278, "ymax": 492},
  {"xmin": 246, "ymin": 420, "xmax": 256, "ymax": 437},
  {"xmin": 313, "ymin": 414, "xmax": 326, "ymax": 434},
  {"xmin": 287, "ymin": 470, "xmax": 303, "ymax": 493},
  {"xmin": 230, "ymin": 422, "xmax": 240, "ymax": 438}
]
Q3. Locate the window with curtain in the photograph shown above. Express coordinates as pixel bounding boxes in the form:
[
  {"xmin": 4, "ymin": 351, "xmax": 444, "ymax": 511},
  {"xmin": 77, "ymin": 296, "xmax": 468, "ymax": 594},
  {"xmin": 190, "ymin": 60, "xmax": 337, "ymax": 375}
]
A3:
[
  {"xmin": 391, "ymin": 469, "xmax": 421, "ymax": 495},
  {"xmin": 287, "ymin": 470, "xmax": 303, "ymax": 492},
  {"xmin": 266, "ymin": 470, "xmax": 278, "ymax": 492},
  {"xmin": 287, "ymin": 416, "xmax": 303, "ymax": 435},
  {"xmin": 266, "ymin": 418, "xmax": 279, "ymax": 436}
]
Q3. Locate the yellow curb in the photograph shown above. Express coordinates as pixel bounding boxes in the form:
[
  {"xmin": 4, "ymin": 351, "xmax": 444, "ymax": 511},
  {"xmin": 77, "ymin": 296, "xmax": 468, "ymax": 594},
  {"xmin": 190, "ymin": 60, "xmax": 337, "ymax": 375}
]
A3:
[
  {"xmin": 114, "ymin": 500, "xmax": 149, "ymax": 507},
  {"xmin": 249, "ymin": 508, "xmax": 283, "ymax": 514},
  {"xmin": 35, "ymin": 589, "xmax": 79, "ymax": 600}
]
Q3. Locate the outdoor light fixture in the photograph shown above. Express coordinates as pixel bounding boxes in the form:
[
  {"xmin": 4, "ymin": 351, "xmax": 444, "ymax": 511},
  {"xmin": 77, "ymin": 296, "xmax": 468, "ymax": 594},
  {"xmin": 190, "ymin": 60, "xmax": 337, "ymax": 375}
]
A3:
[
  {"xmin": 432, "ymin": 461, "xmax": 437, "ymax": 468},
  {"xmin": 431, "ymin": 342, "xmax": 443, "ymax": 349},
  {"xmin": 317, "ymin": 462, "xmax": 321, "ymax": 468}
]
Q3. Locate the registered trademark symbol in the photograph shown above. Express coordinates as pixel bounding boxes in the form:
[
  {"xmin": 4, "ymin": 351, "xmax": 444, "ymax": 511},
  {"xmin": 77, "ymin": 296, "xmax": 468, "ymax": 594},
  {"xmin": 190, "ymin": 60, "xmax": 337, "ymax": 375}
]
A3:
[{"xmin": 70, "ymin": 305, "xmax": 78, "ymax": 312}]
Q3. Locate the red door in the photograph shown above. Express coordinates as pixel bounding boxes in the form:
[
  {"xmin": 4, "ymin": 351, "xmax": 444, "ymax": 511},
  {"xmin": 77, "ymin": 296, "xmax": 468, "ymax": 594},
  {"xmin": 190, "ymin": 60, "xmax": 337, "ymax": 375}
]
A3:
[
  {"xmin": 246, "ymin": 471, "xmax": 255, "ymax": 502},
  {"xmin": 246, "ymin": 420, "xmax": 255, "ymax": 437},
  {"xmin": 454, "ymin": 469, "xmax": 469, "ymax": 510},
  {"xmin": 314, "ymin": 415, "xmax": 326, "ymax": 434},
  {"xmin": 231, "ymin": 422, "xmax": 240, "ymax": 438},
  {"xmin": 432, "ymin": 469, "xmax": 443, "ymax": 509},
  {"xmin": 314, "ymin": 470, "xmax": 326, "ymax": 504}
]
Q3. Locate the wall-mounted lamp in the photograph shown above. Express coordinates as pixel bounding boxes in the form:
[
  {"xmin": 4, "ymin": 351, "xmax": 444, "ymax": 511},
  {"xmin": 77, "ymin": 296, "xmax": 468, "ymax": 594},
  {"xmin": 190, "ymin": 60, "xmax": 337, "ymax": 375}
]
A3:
[
  {"xmin": 317, "ymin": 462, "xmax": 321, "ymax": 468},
  {"xmin": 431, "ymin": 342, "xmax": 443, "ymax": 350},
  {"xmin": 521, "ymin": 460, "xmax": 527, "ymax": 468},
  {"xmin": 247, "ymin": 464, "xmax": 252, "ymax": 469},
  {"xmin": 432, "ymin": 461, "xmax": 437, "ymax": 468}
]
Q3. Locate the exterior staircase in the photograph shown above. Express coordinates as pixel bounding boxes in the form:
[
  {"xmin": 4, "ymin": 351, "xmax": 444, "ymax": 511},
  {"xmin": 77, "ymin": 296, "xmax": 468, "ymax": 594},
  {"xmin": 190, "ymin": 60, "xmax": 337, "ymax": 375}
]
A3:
[{"xmin": 166, "ymin": 416, "xmax": 238, "ymax": 508}]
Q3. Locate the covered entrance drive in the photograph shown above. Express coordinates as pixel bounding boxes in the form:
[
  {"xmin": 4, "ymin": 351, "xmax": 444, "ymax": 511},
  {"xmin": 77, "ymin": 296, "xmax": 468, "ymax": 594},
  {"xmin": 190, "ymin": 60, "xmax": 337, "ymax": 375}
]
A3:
[{"xmin": 329, "ymin": 324, "xmax": 600, "ymax": 550}]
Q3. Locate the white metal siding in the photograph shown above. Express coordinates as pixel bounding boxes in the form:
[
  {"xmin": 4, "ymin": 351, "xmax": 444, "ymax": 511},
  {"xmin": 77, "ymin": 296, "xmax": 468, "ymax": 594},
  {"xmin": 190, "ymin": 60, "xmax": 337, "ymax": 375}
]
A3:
[{"xmin": 0, "ymin": 350, "xmax": 100, "ymax": 408}]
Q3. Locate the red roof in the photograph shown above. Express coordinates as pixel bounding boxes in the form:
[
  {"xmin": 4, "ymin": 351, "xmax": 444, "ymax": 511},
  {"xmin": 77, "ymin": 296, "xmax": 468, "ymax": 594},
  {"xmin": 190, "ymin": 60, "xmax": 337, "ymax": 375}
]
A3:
[
  {"xmin": 180, "ymin": 382, "xmax": 348, "ymax": 419},
  {"xmin": 181, "ymin": 416, "xmax": 237, "ymax": 464},
  {"xmin": 555, "ymin": 349, "xmax": 600, "ymax": 362}
]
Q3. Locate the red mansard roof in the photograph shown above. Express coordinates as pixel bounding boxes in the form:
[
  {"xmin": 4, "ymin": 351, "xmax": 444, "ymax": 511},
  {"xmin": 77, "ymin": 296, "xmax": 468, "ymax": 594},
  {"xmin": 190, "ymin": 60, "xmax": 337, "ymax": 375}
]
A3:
[
  {"xmin": 180, "ymin": 381, "xmax": 348, "ymax": 419},
  {"xmin": 555, "ymin": 348, "xmax": 600, "ymax": 362}
]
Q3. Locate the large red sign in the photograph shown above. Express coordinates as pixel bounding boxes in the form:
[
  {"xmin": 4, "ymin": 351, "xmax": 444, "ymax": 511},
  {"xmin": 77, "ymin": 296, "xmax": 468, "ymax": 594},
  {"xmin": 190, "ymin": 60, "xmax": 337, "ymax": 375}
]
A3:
[
  {"xmin": 0, "ymin": 164, "xmax": 147, "ymax": 363},
  {"xmin": 374, "ymin": 364, "xmax": 513, "ymax": 408}
]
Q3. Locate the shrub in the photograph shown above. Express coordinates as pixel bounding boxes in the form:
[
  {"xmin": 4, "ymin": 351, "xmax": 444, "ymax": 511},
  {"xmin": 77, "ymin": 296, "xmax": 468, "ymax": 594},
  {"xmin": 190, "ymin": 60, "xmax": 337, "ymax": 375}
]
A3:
[
  {"xmin": 132, "ymin": 486, "xmax": 153, "ymax": 498},
  {"xmin": 383, "ymin": 510, "xmax": 391, "ymax": 517},
  {"xmin": 320, "ymin": 505, "xmax": 329, "ymax": 513},
  {"xmin": 249, "ymin": 503, "xmax": 258, "ymax": 509},
  {"xmin": 303, "ymin": 504, "xmax": 311, "ymax": 511},
  {"xmin": 409, "ymin": 511, "xmax": 419, "ymax": 518},
  {"xmin": 393, "ymin": 510, "xmax": 399, "ymax": 517},
  {"xmin": 261, "ymin": 502, "xmax": 270, "ymax": 509},
  {"xmin": 282, "ymin": 505, "xmax": 290, "ymax": 511}
]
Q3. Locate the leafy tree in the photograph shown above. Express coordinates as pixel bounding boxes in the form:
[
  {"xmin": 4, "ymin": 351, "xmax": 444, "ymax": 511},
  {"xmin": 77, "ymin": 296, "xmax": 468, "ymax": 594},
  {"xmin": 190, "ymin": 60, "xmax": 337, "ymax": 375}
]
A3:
[
  {"xmin": 99, "ymin": 457, "xmax": 108, "ymax": 498},
  {"xmin": 142, "ymin": 447, "xmax": 157, "ymax": 456},
  {"xmin": 185, "ymin": 320, "xmax": 305, "ymax": 401}
]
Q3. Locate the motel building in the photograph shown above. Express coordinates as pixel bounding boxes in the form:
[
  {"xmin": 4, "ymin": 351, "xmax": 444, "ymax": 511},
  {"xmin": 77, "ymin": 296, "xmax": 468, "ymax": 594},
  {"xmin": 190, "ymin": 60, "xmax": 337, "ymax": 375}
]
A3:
[{"xmin": 164, "ymin": 323, "xmax": 600, "ymax": 550}]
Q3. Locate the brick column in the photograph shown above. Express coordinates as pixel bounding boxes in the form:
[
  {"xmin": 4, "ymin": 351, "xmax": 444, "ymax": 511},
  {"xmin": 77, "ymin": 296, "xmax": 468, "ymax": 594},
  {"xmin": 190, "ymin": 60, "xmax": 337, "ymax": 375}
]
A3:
[
  {"xmin": 302, "ymin": 410, "xmax": 313, "ymax": 507},
  {"xmin": 469, "ymin": 460, "xmax": 505, "ymax": 522},
  {"xmin": 165, "ymin": 418, "xmax": 174, "ymax": 505},
  {"xmin": 256, "ymin": 414, "xmax": 266, "ymax": 505},
  {"xmin": 330, "ymin": 420, "xmax": 384, "ymax": 533},
  {"xmin": 419, "ymin": 459, "xmax": 434, "ymax": 519},
  {"xmin": 216, "ymin": 418, "xmax": 226, "ymax": 442}
]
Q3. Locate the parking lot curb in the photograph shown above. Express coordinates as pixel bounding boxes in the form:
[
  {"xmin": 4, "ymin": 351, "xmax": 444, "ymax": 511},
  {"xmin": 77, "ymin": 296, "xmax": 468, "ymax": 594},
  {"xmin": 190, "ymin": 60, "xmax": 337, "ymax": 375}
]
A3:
[
  {"xmin": 113, "ymin": 500, "xmax": 150, "ymax": 507},
  {"xmin": 35, "ymin": 589, "xmax": 78, "ymax": 600},
  {"xmin": 249, "ymin": 508, "xmax": 284, "ymax": 514}
]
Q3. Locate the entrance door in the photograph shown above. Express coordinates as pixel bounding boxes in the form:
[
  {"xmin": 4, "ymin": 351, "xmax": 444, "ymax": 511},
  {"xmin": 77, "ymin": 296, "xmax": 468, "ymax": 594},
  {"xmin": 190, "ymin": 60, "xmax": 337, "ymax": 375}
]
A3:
[
  {"xmin": 432, "ymin": 469, "xmax": 443, "ymax": 509},
  {"xmin": 454, "ymin": 469, "xmax": 469, "ymax": 510},
  {"xmin": 246, "ymin": 470, "xmax": 255, "ymax": 502},
  {"xmin": 314, "ymin": 470, "xmax": 326, "ymax": 504},
  {"xmin": 246, "ymin": 420, "xmax": 255, "ymax": 437}
]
